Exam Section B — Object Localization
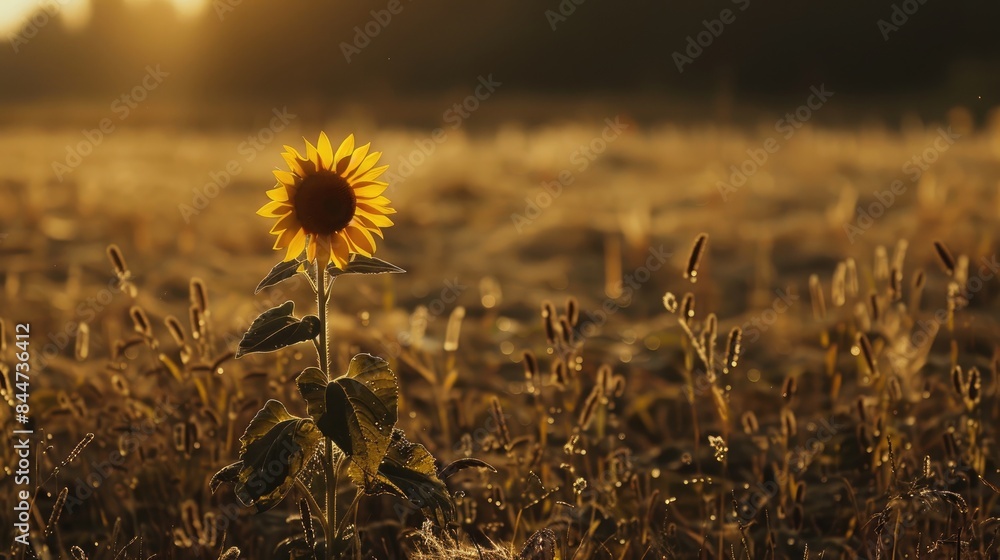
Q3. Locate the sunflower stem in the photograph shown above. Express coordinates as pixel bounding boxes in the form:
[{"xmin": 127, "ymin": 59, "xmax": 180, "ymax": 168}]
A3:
[
  {"xmin": 301, "ymin": 269, "xmax": 318, "ymax": 293},
  {"xmin": 326, "ymin": 441, "xmax": 340, "ymax": 556},
  {"xmin": 316, "ymin": 263, "xmax": 330, "ymax": 376},
  {"xmin": 315, "ymin": 263, "xmax": 337, "ymax": 560},
  {"xmin": 334, "ymin": 490, "xmax": 364, "ymax": 556}
]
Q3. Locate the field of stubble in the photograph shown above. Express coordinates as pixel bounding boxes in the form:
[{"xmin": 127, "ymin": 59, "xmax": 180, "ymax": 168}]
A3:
[{"xmin": 2, "ymin": 111, "xmax": 1000, "ymax": 558}]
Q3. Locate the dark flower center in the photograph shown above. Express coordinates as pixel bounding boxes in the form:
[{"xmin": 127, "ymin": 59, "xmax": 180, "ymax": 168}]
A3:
[{"xmin": 293, "ymin": 171, "xmax": 356, "ymax": 235}]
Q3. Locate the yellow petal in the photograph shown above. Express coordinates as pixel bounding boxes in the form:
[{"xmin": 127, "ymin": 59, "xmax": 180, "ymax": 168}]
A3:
[
  {"xmin": 281, "ymin": 152, "xmax": 306, "ymax": 176},
  {"xmin": 269, "ymin": 213, "xmax": 299, "ymax": 234},
  {"xmin": 283, "ymin": 145, "xmax": 314, "ymax": 174},
  {"xmin": 306, "ymin": 237, "xmax": 317, "ymax": 262},
  {"xmin": 273, "ymin": 227, "xmax": 298, "ymax": 250},
  {"xmin": 340, "ymin": 142, "xmax": 370, "ymax": 176},
  {"xmin": 266, "ymin": 186, "xmax": 289, "ymax": 202},
  {"xmin": 345, "ymin": 225, "xmax": 376, "ymax": 256},
  {"xmin": 283, "ymin": 144, "xmax": 305, "ymax": 160},
  {"xmin": 357, "ymin": 202, "xmax": 396, "ymax": 216},
  {"xmin": 351, "ymin": 216, "xmax": 384, "ymax": 238},
  {"xmin": 257, "ymin": 200, "xmax": 292, "ymax": 217},
  {"xmin": 353, "ymin": 165, "xmax": 389, "ymax": 183},
  {"xmin": 353, "ymin": 182, "xmax": 388, "ymax": 198},
  {"xmin": 330, "ymin": 234, "xmax": 351, "ymax": 269},
  {"xmin": 273, "ymin": 170, "xmax": 297, "ymax": 186},
  {"xmin": 356, "ymin": 209, "xmax": 394, "ymax": 227},
  {"xmin": 334, "ymin": 134, "xmax": 355, "ymax": 171},
  {"xmin": 366, "ymin": 195, "xmax": 392, "ymax": 206},
  {"xmin": 317, "ymin": 132, "xmax": 334, "ymax": 170},
  {"xmin": 284, "ymin": 229, "xmax": 307, "ymax": 261},
  {"xmin": 304, "ymin": 139, "xmax": 320, "ymax": 169},
  {"xmin": 347, "ymin": 151, "xmax": 382, "ymax": 179},
  {"xmin": 350, "ymin": 180, "xmax": 388, "ymax": 193}
]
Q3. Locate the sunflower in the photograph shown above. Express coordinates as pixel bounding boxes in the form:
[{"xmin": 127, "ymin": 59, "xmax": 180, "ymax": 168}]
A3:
[{"xmin": 256, "ymin": 132, "xmax": 395, "ymax": 269}]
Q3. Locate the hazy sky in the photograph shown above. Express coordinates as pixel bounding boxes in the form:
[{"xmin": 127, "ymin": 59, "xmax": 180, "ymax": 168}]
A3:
[{"xmin": 1, "ymin": 0, "xmax": 996, "ymax": 118}]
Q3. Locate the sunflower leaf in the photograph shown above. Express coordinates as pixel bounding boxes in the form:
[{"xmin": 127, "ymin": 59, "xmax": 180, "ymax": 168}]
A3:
[
  {"xmin": 255, "ymin": 259, "xmax": 305, "ymax": 294},
  {"xmin": 344, "ymin": 353, "xmax": 399, "ymax": 418},
  {"xmin": 351, "ymin": 429, "xmax": 456, "ymax": 528},
  {"xmin": 312, "ymin": 354, "xmax": 396, "ymax": 477},
  {"xmin": 438, "ymin": 457, "xmax": 497, "ymax": 480},
  {"xmin": 210, "ymin": 461, "xmax": 242, "ymax": 494},
  {"xmin": 295, "ymin": 366, "xmax": 328, "ymax": 420},
  {"xmin": 326, "ymin": 254, "xmax": 405, "ymax": 279},
  {"xmin": 219, "ymin": 400, "xmax": 322, "ymax": 513},
  {"xmin": 323, "ymin": 379, "xmax": 395, "ymax": 480},
  {"xmin": 273, "ymin": 536, "xmax": 313, "ymax": 559},
  {"xmin": 236, "ymin": 301, "xmax": 321, "ymax": 358}
]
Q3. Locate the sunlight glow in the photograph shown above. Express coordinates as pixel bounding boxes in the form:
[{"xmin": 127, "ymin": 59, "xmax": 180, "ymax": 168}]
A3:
[
  {"xmin": 0, "ymin": 0, "xmax": 90, "ymax": 37},
  {"xmin": 124, "ymin": 0, "xmax": 208, "ymax": 18},
  {"xmin": 0, "ymin": 0, "xmax": 208, "ymax": 37}
]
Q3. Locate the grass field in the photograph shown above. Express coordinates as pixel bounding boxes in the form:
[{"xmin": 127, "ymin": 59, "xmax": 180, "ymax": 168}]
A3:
[{"xmin": 2, "ymin": 111, "xmax": 1000, "ymax": 558}]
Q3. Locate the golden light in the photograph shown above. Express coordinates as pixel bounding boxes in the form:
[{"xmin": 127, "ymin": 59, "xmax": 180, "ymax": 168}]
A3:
[
  {"xmin": 124, "ymin": 0, "xmax": 208, "ymax": 18},
  {"xmin": 0, "ymin": 0, "xmax": 90, "ymax": 36},
  {"xmin": 0, "ymin": 0, "xmax": 208, "ymax": 37}
]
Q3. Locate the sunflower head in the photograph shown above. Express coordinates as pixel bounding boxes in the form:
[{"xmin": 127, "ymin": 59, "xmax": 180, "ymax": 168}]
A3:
[{"xmin": 257, "ymin": 132, "xmax": 395, "ymax": 269}]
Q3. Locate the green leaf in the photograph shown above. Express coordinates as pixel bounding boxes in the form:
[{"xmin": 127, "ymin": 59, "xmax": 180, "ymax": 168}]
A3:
[
  {"xmin": 223, "ymin": 400, "xmax": 322, "ymax": 512},
  {"xmin": 210, "ymin": 461, "xmax": 242, "ymax": 493},
  {"xmin": 322, "ymin": 378, "xmax": 395, "ymax": 480},
  {"xmin": 344, "ymin": 353, "xmax": 399, "ymax": 419},
  {"xmin": 300, "ymin": 354, "xmax": 399, "ymax": 482},
  {"xmin": 326, "ymin": 254, "xmax": 405, "ymax": 279},
  {"xmin": 353, "ymin": 429, "xmax": 456, "ymax": 528},
  {"xmin": 255, "ymin": 259, "xmax": 305, "ymax": 294},
  {"xmin": 236, "ymin": 301, "xmax": 321, "ymax": 358},
  {"xmin": 438, "ymin": 457, "xmax": 497, "ymax": 480},
  {"xmin": 295, "ymin": 366, "xmax": 328, "ymax": 420}
]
